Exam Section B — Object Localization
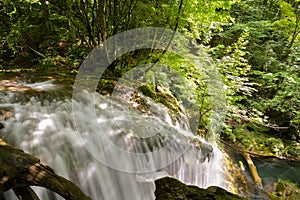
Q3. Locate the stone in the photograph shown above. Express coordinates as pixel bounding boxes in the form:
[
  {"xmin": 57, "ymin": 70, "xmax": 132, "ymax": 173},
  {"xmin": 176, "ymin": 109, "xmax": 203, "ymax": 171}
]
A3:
[{"xmin": 155, "ymin": 177, "xmax": 247, "ymax": 200}]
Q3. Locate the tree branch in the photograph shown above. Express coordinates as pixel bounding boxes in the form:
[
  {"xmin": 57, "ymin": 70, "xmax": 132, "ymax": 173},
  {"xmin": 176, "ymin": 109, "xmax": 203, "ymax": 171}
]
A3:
[{"xmin": 0, "ymin": 139, "xmax": 91, "ymax": 200}]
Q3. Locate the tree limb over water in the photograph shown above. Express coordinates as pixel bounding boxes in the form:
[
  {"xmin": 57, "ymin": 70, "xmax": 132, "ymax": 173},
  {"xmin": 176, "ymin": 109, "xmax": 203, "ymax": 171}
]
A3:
[{"xmin": 0, "ymin": 139, "xmax": 91, "ymax": 200}]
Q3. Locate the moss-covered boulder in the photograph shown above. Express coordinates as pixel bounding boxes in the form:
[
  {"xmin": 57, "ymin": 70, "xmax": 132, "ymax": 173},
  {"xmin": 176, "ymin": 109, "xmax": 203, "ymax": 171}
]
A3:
[
  {"xmin": 137, "ymin": 84, "xmax": 184, "ymax": 125},
  {"xmin": 268, "ymin": 180, "xmax": 300, "ymax": 200},
  {"xmin": 155, "ymin": 177, "xmax": 247, "ymax": 200},
  {"xmin": 222, "ymin": 151, "xmax": 249, "ymax": 196},
  {"xmin": 138, "ymin": 84, "xmax": 182, "ymax": 113}
]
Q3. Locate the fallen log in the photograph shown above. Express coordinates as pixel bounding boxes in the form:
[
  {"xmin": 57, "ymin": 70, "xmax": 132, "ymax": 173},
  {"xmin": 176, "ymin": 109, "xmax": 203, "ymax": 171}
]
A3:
[
  {"xmin": 242, "ymin": 152, "xmax": 263, "ymax": 189},
  {"xmin": 0, "ymin": 139, "xmax": 91, "ymax": 200},
  {"xmin": 13, "ymin": 186, "xmax": 40, "ymax": 200}
]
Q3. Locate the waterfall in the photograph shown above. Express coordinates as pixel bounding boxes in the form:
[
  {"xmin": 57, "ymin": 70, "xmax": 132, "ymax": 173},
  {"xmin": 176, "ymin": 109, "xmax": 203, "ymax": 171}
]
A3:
[{"xmin": 0, "ymin": 80, "xmax": 225, "ymax": 200}]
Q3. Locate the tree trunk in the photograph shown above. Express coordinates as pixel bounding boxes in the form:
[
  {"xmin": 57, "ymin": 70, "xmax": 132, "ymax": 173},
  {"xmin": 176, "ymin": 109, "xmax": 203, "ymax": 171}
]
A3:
[
  {"xmin": 0, "ymin": 139, "xmax": 91, "ymax": 200},
  {"xmin": 243, "ymin": 152, "xmax": 263, "ymax": 189}
]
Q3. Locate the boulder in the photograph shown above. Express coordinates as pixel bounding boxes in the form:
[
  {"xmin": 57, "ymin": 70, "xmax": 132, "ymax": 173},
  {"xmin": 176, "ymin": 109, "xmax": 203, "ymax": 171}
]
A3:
[{"xmin": 155, "ymin": 177, "xmax": 247, "ymax": 200}]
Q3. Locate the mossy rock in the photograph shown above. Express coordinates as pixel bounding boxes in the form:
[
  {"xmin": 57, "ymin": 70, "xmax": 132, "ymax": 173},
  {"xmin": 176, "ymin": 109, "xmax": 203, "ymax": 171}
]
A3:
[
  {"xmin": 268, "ymin": 180, "xmax": 300, "ymax": 200},
  {"xmin": 96, "ymin": 79, "xmax": 117, "ymax": 95},
  {"xmin": 138, "ymin": 84, "xmax": 157, "ymax": 100},
  {"xmin": 137, "ymin": 84, "xmax": 182, "ymax": 113},
  {"xmin": 137, "ymin": 84, "xmax": 185, "ymax": 125},
  {"xmin": 155, "ymin": 177, "xmax": 247, "ymax": 200},
  {"xmin": 222, "ymin": 151, "xmax": 248, "ymax": 196},
  {"xmin": 155, "ymin": 84, "xmax": 182, "ymax": 113}
]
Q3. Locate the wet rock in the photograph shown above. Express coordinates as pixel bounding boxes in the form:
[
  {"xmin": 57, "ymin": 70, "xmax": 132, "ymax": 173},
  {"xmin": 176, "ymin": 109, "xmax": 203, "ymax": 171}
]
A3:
[
  {"xmin": 155, "ymin": 177, "xmax": 247, "ymax": 200},
  {"xmin": 222, "ymin": 152, "xmax": 249, "ymax": 196},
  {"xmin": 138, "ymin": 84, "xmax": 184, "ymax": 124},
  {"xmin": 267, "ymin": 180, "xmax": 300, "ymax": 200}
]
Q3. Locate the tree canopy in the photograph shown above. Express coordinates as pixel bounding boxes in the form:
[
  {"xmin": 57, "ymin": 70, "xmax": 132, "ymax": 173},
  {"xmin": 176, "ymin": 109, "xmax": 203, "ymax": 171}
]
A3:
[{"xmin": 0, "ymin": 0, "xmax": 299, "ymax": 158}]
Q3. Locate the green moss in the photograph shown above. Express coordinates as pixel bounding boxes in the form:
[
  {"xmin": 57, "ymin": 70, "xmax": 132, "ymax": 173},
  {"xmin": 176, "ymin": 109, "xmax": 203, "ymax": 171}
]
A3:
[
  {"xmin": 265, "ymin": 138, "xmax": 285, "ymax": 154},
  {"xmin": 155, "ymin": 177, "xmax": 247, "ymax": 200},
  {"xmin": 155, "ymin": 84, "xmax": 181, "ymax": 113},
  {"xmin": 222, "ymin": 152, "xmax": 248, "ymax": 196},
  {"xmin": 96, "ymin": 79, "xmax": 117, "ymax": 95},
  {"xmin": 137, "ymin": 84, "xmax": 183, "ymax": 124},
  {"xmin": 269, "ymin": 180, "xmax": 300, "ymax": 200},
  {"xmin": 138, "ymin": 84, "xmax": 182, "ymax": 112},
  {"xmin": 137, "ymin": 84, "xmax": 157, "ymax": 100},
  {"xmin": 286, "ymin": 141, "xmax": 300, "ymax": 157},
  {"xmin": 229, "ymin": 124, "xmax": 300, "ymax": 158}
]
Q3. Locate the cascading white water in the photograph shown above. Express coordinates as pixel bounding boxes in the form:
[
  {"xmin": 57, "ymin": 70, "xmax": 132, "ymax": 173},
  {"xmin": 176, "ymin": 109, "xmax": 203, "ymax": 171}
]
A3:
[{"xmin": 1, "ymin": 80, "xmax": 225, "ymax": 200}]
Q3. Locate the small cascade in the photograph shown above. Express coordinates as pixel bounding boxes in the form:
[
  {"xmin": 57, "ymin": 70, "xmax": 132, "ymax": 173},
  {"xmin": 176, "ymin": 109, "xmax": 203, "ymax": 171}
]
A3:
[{"xmin": 0, "ymin": 80, "xmax": 226, "ymax": 200}]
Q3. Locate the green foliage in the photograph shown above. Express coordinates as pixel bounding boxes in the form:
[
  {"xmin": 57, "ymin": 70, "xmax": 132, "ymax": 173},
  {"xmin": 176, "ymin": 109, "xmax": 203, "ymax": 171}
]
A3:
[
  {"xmin": 135, "ymin": 50, "xmax": 213, "ymax": 137},
  {"xmin": 209, "ymin": 28, "xmax": 266, "ymax": 140},
  {"xmin": 132, "ymin": 0, "xmax": 179, "ymax": 29},
  {"xmin": 230, "ymin": 123, "xmax": 300, "ymax": 157},
  {"xmin": 269, "ymin": 179, "xmax": 300, "ymax": 200},
  {"xmin": 179, "ymin": 0, "xmax": 234, "ymax": 42},
  {"xmin": 0, "ymin": 0, "xmax": 83, "ymax": 68},
  {"xmin": 212, "ymin": 29, "xmax": 254, "ymax": 96},
  {"xmin": 213, "ymin": 0, "xmax": 300, "ymax": 142},
  {"xmin": 206, "ymin": 0, "xmax": 300, "ymax": 157},
  {"xmin": 159, "ymin": 52, "xmax": 212, "ymax": 135},
  {"xmin": 0, "ymin": 0, "xmax": 299, "ymax": 158}
]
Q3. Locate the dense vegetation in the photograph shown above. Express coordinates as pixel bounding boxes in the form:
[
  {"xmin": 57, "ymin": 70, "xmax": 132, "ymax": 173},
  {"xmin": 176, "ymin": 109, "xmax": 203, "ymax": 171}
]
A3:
[{"xmin": 0, "ymin": 0, "xmax": 299, "ymax": 158}]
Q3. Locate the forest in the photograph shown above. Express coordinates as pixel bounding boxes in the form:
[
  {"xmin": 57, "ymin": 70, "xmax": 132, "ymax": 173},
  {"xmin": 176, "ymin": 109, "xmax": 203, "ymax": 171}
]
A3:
[{"xmin": 0, "ymin": 0, "xmax": 300, "ymax": 199}]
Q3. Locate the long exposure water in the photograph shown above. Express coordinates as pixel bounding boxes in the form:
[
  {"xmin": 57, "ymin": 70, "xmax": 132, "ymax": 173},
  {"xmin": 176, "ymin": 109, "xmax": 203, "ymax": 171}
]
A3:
[{"xmin": 0, "ymin": 77, "xmax": 225, "ymax": 199}]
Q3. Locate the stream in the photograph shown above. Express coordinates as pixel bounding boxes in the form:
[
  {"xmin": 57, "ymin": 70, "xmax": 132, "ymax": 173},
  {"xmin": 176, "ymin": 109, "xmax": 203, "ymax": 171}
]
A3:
[
  {"xmin": 255, "ymin": 158, "xmax": 300, "ymax": 187},
  {"xmin": 225, "ymin": 144, "xmax": 300, "ymax": 193},
  {"xmin": 1, "ymin": 72, "xmax": 300, "ymax": 200}
]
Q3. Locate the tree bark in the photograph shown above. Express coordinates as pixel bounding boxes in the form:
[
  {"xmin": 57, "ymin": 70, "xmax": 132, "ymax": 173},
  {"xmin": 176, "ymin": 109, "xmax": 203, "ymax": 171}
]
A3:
[
  {"xmin": 0, "ymin": 139, "xmax": 91, "ymax": 200},
  {"xmin": 13, "ymin": 187, "xmax": 40, "ymax": 200},
  {"xmin": 242, "ymin": 152, "xmax": 263, "ymax": 189}
]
